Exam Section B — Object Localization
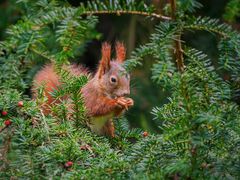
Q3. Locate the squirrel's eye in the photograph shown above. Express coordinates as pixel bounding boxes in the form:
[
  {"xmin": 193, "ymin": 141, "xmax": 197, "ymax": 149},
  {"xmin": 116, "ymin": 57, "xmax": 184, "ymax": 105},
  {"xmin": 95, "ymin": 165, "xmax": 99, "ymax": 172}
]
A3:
[{"xmin": 110, "ymin": 77, "xmax": 117, "ymax": 83}]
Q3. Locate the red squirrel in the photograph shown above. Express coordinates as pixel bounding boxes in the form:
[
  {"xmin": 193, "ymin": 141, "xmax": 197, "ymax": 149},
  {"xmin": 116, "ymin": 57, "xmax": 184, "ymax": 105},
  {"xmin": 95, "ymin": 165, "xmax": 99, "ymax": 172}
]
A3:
[{"xmin": 32, "ymin": 42, "xmax": 134, "ymax": 137}]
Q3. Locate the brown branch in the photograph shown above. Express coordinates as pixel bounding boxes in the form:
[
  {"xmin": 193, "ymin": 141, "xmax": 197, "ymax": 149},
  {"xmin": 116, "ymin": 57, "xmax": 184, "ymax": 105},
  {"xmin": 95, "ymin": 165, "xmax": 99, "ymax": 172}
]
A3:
[
  {"xmin": 0, "ymin": 126, "xmax": 7, "ymax": 133},
  {"xmin": 82, "ymin": 10, "xmax": 171, "ymax": 20},
  {"xmin": 175, "ymin": 35, "xmax": 184, "ymax": 72},
  {"xmin": 170, "ymin": 0, "xmax": 184, "ymax": 72},
  {"xmin": 170, "ymin": 0, "xmax": 176, "ymax": 19},
  {"xmin": 0, "ymin": 130, "xmax": 12, "ymax": 172}
]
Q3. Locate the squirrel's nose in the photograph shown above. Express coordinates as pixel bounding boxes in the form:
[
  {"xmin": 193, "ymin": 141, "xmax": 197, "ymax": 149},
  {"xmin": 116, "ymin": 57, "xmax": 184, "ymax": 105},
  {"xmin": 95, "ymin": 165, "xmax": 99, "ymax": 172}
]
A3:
[{"xmin": 122, "ymin": 89, "xmax": 130, "ymax": 96}]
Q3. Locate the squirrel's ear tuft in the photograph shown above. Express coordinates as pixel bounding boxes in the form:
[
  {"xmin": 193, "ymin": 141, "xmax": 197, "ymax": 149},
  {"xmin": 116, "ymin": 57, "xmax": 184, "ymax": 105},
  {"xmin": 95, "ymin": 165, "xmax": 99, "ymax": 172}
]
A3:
[
  {"xmin": 98, "ymin": 42, "xmax": 111, "ymax": 78},
  {"xmin": 115, "ymin": 41, "xmax": 126, "ymax": 63}
]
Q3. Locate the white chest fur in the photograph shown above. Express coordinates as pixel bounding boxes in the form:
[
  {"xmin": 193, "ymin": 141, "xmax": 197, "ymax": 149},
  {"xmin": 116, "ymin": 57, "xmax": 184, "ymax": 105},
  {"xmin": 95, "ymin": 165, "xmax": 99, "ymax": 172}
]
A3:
[{"xmin": 88, "ymin": 113, "xmax": 114, "ymax": 135}]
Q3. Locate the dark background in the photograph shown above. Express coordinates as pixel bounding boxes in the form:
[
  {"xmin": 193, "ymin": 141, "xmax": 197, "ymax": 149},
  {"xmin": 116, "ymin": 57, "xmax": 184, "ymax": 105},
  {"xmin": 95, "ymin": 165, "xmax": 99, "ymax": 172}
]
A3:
[{"xmin": 0, "ymin": 0, "xmax": 239, "ymax": 132}]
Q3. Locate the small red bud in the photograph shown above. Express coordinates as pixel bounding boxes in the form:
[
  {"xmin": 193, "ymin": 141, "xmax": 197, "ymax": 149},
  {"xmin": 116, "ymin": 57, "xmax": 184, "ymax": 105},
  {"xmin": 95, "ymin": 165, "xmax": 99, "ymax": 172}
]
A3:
[
  {"xmin": 4, "ymin": 120, "xmax": 12, "ymax": 126},
  {"xmin": 143, "ymin": 131, "xmax": 148, "ymax": 137},
  {"xmin": 18, "ymin": 101, "xmax": 24, "ymax": 107},
  {"xmin": 1, "ymin": 111, "xmax": 8, "ymax": 116},
  {"xmin": 64, "ymin": 161, "xmax": 73, "ymax": 168}
]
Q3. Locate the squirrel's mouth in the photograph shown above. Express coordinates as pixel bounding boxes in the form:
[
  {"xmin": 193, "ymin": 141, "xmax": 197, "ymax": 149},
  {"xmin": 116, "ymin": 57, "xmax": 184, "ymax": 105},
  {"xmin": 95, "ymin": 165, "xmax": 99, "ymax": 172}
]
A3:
[
  {"xmin": 112, "ymin": 95, "xmax": 119, "ymax": 99},
  {"xmin": 112, "ymin": 95, "xmax": 129, "ymax": 99}
]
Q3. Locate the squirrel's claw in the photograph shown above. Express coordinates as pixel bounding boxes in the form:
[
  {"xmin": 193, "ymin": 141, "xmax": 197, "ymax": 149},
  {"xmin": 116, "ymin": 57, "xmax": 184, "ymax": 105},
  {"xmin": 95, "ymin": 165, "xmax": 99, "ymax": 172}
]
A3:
[{"xmin": 125, "ymin": 98, "xmax": 134, "ymax": 106}]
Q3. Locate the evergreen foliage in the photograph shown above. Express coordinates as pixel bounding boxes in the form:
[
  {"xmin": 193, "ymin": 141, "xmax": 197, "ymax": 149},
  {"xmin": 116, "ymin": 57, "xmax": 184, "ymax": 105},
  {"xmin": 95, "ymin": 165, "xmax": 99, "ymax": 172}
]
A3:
[{"xmin": 0, "ymin": 0, "xmax": 239, "ymax": 179}]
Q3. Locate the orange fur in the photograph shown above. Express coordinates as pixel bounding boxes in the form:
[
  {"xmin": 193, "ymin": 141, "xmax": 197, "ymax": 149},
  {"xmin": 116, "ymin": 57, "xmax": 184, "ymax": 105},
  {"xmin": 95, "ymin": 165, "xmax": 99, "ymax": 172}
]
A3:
[{"xmin": 32, "ymin": 64, "xmax": 61, "ymax": 114}]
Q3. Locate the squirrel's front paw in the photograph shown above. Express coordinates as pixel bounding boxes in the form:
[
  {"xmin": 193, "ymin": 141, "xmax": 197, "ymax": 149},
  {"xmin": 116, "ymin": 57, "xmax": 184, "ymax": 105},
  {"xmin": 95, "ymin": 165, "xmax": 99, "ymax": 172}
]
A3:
[
  {"xmin": 125, "ymin": 97, "xmax": 134, "ymax": 107},
  {"xmin": 116, "ymin": 97, "xmax": 134, "ymax": 110}
]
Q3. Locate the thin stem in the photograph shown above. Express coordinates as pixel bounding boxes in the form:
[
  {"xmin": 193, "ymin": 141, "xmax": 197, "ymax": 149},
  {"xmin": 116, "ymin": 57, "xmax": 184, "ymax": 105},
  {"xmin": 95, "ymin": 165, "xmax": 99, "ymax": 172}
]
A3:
[
  {"xmin": 40, "ymin": 110, "xmax": 50, "ymax": 142},
  {"xmin": 170, "ymin": 0, "xmax": 184, "ymax": 72},
  {"xmin": 82, "ymin": 10, "xmax": 171, "ymax": 20},
  {"xmin": 175, "ymin": 35, "xmax": 184, "ymax": 72}
]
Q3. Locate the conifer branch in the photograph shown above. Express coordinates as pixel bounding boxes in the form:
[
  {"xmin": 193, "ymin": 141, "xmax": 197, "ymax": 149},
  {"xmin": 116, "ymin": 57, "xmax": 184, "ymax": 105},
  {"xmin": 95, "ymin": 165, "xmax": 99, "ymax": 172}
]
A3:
[{"xmin": 82, "ymin": 10, "xmax": 171, "ymax": 20}]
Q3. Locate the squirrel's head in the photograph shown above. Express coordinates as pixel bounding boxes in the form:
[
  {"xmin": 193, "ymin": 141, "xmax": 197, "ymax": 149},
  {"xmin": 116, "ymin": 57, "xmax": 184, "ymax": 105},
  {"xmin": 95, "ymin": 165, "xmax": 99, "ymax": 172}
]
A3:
[{"xmin": 96, "ymin": 42, "xmax": 130, "ymax": 98}]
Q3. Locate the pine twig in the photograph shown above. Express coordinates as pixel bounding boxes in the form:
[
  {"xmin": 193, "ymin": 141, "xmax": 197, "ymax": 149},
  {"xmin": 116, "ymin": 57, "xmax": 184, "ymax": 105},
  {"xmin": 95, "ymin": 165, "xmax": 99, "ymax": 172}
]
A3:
[{"xmin": 82, "ymin": 10, "xmax": 171, "ymax": 20}]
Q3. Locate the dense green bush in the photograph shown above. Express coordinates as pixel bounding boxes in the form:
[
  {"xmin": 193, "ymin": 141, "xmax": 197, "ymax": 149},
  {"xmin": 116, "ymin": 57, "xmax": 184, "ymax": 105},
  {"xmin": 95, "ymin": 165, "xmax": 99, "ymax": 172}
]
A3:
[{"xmin": 0, "ymin": 0, "xmax": 239, "ymax": 179}]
